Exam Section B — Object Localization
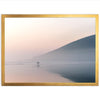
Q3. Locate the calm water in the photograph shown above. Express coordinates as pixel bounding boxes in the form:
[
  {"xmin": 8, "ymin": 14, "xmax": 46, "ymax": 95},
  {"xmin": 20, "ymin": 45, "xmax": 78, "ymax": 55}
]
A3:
[
  {"xmin": 46, "ymin": 63, "xmax": 95, "ymax": 82},
  {"xmin": 5, "ymin": 64, "xmax": 73, "ymax": 83},
  {"xmin": 5, "ymin": 62, "xmax": 95, "ymax": 83}
]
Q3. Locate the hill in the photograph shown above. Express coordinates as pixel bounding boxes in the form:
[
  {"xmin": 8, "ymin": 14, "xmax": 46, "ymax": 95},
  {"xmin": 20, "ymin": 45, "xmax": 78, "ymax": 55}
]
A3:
[{"xmin": 34, "ymin": 35, "xmax": 95, "ymax": 82}]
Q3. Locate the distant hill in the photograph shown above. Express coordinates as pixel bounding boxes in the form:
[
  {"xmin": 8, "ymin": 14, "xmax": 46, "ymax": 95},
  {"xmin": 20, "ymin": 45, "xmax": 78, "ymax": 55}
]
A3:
[
  {"xmin": 34, "ymin": 35, "xmax": 95, "ymax": 82},
  {"xmin": 37, "ymin": 35, "xmax": 95, "ymax": 63}
]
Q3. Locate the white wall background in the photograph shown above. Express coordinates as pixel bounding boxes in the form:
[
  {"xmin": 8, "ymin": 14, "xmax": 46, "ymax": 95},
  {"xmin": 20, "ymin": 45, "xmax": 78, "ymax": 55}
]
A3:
[{"xmin": 0, "ymin": 0, "xmax": 100, "ymax": 100}]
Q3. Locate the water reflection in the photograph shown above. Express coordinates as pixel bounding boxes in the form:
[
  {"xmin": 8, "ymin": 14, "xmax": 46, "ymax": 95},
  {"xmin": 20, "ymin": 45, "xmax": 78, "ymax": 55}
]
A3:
[
  {"xmin": 5, "ymin": 62, "xmax": 95, "ymax": 83},
  {"xmin": 36, "ymin": 61, "xmax": 40, "ymax": 68}
]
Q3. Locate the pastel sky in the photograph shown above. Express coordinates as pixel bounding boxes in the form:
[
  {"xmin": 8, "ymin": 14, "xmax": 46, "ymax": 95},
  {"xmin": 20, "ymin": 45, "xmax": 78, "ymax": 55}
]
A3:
[{"xmin": 5, "ymin": 18, "xmax": 95, "ymax": 62}]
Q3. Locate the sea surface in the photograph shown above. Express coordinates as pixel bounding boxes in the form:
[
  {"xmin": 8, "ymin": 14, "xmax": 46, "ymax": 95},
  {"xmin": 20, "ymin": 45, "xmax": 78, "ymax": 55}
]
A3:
[
  {"xmin": 5, "ymin": 62, "xmax": 95, "ymax": 83},
  {"xmin": 5, "ymin": 64, "xmax": 73, "ymax": 83}
]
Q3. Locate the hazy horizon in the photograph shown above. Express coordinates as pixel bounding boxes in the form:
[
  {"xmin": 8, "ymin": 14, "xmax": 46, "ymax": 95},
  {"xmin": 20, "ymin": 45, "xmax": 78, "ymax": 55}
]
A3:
[
  {"xmin": 5, "ymin": 18, "xmax": 95, "ymax": 62},
  {"xmin": 5, "ymin": 17, "xmax": 96, "ymax": 83}
]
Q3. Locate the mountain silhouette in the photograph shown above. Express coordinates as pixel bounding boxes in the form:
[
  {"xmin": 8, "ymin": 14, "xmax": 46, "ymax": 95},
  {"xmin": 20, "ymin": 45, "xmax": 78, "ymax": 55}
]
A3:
[
  {"xmin": 38, "ymin": 35, "xmax": 95, "ymax": 63},
  {"xmin": 34, "ymin": 35, "xmax": 95, "ymax": 82}
]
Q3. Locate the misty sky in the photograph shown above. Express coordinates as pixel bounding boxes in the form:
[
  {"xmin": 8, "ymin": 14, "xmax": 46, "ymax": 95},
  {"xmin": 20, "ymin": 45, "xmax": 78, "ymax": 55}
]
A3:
[{"xmin": 5, "ymin": 18, "xmax": 95, "ymax": 62}]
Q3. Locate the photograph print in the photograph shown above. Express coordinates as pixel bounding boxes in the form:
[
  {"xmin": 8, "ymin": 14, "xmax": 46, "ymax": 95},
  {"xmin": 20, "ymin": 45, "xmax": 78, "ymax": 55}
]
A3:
[{"xmin": 2, "ymin": 14, "xmax": 98, "ymax": 86}]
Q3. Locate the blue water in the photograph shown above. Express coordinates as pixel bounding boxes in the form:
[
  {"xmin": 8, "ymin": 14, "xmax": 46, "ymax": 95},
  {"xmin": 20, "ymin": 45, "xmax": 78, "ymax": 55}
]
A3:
[{"xmin": 43, "ymin": 62, "xmax": 95, "ymax": 82}]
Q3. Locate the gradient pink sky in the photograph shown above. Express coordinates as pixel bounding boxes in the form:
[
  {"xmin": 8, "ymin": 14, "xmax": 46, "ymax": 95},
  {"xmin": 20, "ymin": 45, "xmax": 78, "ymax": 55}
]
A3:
[{"xmin": 5, "ymin": 18, "xmax": 95, "ymax": 62}]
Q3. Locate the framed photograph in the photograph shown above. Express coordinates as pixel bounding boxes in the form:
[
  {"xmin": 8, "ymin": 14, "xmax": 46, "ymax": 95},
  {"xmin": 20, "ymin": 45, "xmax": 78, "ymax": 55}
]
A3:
[{"xmin": 1, "ymin": 14, "xmax": 99, "ymax": 86}]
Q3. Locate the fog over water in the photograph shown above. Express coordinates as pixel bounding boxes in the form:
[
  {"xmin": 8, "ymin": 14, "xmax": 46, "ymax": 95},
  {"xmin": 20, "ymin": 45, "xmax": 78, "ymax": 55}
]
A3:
[
  {"xmin": 5, "ymin": 18, "xmax": 95, "ymax": 82},
  {"xmin": 5, "ymin": 35, "xmax": 95, "ymax": 83}
]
